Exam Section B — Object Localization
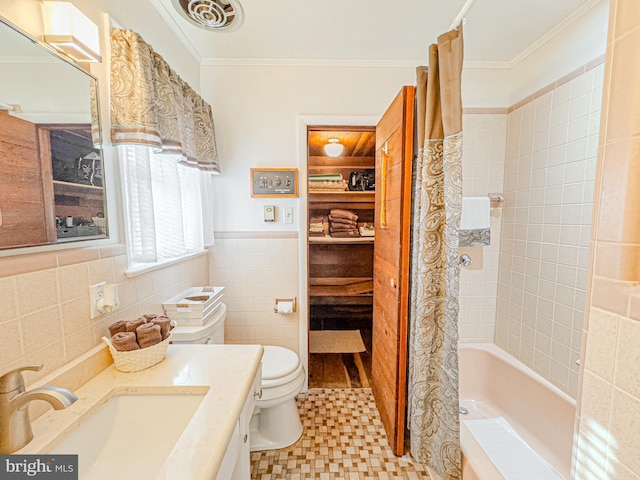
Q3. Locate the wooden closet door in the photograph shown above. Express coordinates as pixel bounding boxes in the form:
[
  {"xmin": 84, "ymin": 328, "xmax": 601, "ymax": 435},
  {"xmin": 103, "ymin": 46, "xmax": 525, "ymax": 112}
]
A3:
[{"xmin": 372, "ymin": 86, "xmax": 415, "ymax": 456}]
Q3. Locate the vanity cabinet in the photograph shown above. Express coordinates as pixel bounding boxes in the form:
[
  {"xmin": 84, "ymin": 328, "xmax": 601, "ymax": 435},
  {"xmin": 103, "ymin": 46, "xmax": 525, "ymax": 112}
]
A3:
[{"xmin": 217, "ymin": 366, "xmax": 261, "ymax": 480}]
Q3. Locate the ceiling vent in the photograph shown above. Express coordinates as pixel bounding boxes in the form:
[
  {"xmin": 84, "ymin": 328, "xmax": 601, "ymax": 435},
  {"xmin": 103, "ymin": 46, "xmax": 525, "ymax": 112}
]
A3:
[{"xmin": 173, "ymin": 0, "xmax": 243, "ymax": 31}]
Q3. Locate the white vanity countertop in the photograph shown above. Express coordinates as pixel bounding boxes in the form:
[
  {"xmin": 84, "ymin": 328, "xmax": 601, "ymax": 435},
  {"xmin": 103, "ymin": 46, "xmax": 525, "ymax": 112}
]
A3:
[{"xmin": 21, "ymin": 344, "xmax": 264, "ymax": 480}]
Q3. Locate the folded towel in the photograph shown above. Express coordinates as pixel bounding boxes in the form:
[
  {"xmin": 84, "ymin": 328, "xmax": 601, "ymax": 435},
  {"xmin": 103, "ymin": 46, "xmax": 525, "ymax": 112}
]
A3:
[
  {"xmin": 308, "ymin": 180, "xmax": 348, "ymax": 191},
  {"xmin": 136, "ymin": 323, "xmax": 163, "ymax": 348},
  {"xmin": 329, "ymin": 216, "xmax": 358, "ymax": 226},
  {"xmin": 309, "ymin": 173, "xmax": 343, "ymax": 181},
  {"xmin": 108, "ymin": 320, "xmax": 127, "ymax": 337},
  {"xmin": 330, "ymin": 209, "xmax": 358, "ymax": 221},
  {"xmin": 125, "ymin": 317, "xmax": 147, "ymax": 333},
  {"xmin": 330, "ymin": 230, "xmax": 360, "ymax": 238},
  {"xmin": 309, "ymin": 231, "xmax": 326, "ymax": 237},
  {"xmin": 330, "ymin": 225, "xmax": 358, "ymax": 232},
  {"xmin": 309, "ymin": 216, "xmax": 324, "ymax": 224},
  {"xmin": 111, "ymin": 332, "xmax": 140, "ymax": 351},
  {"xmin": 152, "ymin": 316, "xmax": 172, "ymax": 340}
]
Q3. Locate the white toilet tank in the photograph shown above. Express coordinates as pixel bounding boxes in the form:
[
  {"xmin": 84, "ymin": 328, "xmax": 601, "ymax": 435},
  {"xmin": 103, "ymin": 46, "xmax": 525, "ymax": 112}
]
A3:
[{"xmin": 170, "ymin": 303, "xmax": 226, "ymax": 345}]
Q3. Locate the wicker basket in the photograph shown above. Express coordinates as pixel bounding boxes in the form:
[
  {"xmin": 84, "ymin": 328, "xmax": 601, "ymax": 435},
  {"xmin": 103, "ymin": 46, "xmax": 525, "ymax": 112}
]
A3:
[{"xmin": 102, "ymin": 326, "xmax": 174, "ymax": 372}]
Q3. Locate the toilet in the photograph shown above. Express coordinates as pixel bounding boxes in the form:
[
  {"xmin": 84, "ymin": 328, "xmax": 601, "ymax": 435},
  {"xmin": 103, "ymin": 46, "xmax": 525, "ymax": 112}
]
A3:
[
  {"xmin": 170, "ymin": 303, "xmax": 305, "ymax": 451},
  {"xmin": 249, "ymin": 345, "xmax": 305, "ymax": 451}
]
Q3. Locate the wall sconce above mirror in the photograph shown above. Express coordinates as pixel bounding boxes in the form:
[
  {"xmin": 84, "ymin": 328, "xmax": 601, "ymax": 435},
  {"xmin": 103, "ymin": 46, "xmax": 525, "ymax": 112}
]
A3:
[
  {"xmin": 42, "ymin": 1, "xmax": 102, "ymax": 63},
  {"xmin": 0, "ymin": 15, "xmax": 107, "ymax": 250}
]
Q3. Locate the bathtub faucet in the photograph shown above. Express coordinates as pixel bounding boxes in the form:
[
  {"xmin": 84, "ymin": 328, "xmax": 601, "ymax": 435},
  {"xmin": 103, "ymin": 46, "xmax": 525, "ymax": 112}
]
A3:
[{"xmin": 0, "ymin": 364, "xmax": 78, "ymax": 453}]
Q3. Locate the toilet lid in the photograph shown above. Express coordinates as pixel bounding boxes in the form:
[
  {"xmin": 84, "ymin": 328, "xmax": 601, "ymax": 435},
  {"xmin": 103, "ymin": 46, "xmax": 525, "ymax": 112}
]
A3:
[{"xmin": 262, "ymin": 346, "xmax": 300, "ymax": 380}]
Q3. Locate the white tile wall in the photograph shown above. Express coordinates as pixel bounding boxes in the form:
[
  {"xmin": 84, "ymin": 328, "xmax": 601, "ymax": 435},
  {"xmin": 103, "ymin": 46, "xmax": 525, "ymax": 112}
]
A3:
[
  {"xmin": 0, "ymin": 254, "xmax": 208, "ymax": 386},
  {"xmin": 495, "ymin": 65, "xmax": 604, "ymax": 397},
  {"xmin": 208, "ymin": 234, "xmax": 300, "ymax": 354},
  {"xmin": 458, "ymin": 114, "xmax": 507, "ymax": 343}
]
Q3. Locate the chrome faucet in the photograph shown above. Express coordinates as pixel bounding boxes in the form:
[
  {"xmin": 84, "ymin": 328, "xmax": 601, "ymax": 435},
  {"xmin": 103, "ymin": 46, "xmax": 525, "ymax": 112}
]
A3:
[{"xmin": 0, "ymin": 364, "xmax": 77, "ymax": 453}]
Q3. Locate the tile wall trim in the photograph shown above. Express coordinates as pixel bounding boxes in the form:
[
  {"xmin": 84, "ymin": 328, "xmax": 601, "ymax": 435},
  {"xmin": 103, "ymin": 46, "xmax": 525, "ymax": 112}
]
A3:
[
  {"xmin": 0, "ymin": 244, "xmax": 128, "ymax": 279},
  {"xmin": 215, "ymin": 231, "xmax": 299, "ymax": 239},
  {"xmin": 508, "ymin": 54, "xmax": 606, "ymax": 113},
  {"xmin": 463, "ymin": 107, "xmax": 509, "ymax": 114}
]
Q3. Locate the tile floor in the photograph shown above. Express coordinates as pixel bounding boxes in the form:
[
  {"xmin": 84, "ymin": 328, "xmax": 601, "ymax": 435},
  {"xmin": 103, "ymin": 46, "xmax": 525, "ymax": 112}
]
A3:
[{"xmin": 250, "ymin": 388, "xmax": 432, "ymax": 479}]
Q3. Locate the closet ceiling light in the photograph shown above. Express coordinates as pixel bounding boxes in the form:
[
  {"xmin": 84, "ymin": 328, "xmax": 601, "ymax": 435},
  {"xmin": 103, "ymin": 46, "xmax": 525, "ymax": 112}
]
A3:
[
  {"xmin": 324, "ymin": 138, "xmax": 344, "ymax": 157},
  {"xmin": 173, "ymin": 0, "xmax": 244, "ymax": 31}
]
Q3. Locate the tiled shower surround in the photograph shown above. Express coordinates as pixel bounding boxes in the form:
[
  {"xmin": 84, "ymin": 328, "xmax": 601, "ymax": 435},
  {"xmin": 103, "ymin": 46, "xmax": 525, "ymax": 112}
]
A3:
[
  {"xmin": 458, "ymin": 113, "xmax": 507, "ymax": 343},
  {"xmin": 495, "ymin": 63, "xmax": 604, "ymax": 397}
]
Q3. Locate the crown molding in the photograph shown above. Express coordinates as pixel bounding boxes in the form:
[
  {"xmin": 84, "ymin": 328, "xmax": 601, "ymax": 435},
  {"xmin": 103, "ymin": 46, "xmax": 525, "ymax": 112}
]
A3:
[
  {"xmin": 149, "ymin": 0, "xmax": 202, "ymax": 64},
  {"xmin": 510, "ymin": 0, "xmax": 605, "ymax": 67},
  {"xmin": 464, "ymin": 61, "xmax": 512, "ymax": 69},
  {"xmin": 200, "ymin": 57, "xmax": 423, "ymax": 68}
]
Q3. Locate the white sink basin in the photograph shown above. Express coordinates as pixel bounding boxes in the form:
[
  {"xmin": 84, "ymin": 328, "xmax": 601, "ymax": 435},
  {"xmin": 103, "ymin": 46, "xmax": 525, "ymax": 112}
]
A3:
[{"xmin": 49, "ymin": 391, "xmax": 206, "ymax": 480}]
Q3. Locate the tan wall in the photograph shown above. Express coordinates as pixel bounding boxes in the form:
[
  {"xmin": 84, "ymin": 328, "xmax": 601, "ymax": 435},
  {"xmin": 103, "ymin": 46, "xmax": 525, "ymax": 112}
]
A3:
[{"xmin": 574, "ymin": 0, "xmax": 640, "ymax": 477}]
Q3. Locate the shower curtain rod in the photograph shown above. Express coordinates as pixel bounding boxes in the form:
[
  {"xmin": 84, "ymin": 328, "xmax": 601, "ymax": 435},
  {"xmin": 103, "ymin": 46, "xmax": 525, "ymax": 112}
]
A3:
[{"xmin": 449, "ymin": 0, "xmax": 479, "ymax": 30}]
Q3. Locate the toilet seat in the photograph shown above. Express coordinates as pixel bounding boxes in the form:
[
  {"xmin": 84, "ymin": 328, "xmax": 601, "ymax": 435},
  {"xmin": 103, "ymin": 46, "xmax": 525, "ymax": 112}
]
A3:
[{"xmin": 261, "ymin": 346, "xmax": 302, "ymax": 389}]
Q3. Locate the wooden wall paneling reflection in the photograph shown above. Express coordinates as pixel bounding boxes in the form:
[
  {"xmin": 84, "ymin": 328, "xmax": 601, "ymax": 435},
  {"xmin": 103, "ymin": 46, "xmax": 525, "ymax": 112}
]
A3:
[{"xmin": 0, "ymin": 111, "xmax": 52, "ymax": 248}]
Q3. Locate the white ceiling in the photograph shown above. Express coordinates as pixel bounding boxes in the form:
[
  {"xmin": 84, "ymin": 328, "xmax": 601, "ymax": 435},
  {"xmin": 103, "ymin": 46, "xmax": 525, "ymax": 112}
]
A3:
[{"xmin": 150, "ymin": 0, "xmax": 596, "ymax": 64}]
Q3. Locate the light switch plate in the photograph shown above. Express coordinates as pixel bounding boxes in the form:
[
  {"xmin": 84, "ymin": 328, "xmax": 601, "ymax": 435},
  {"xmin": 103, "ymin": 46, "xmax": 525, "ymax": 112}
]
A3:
[
  {"xmin": 264, "ymin": 205, "xmax": 275, "ymax": 222},
  {"xmin": 283, "ymin": 206, "xmax": 293, "ymax": 224}
]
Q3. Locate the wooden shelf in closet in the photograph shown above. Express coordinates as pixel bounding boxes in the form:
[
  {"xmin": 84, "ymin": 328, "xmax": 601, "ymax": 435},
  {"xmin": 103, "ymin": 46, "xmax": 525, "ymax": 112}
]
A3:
[
  {"xmin": 308, "ymin": 190, "xmax": 375, "ymax": 205},
  {"xmin": 309, "ymin": 277, "xmax": 373, "ymax": 305},
  {"xmin": 53, "ymin": 180, "xmax": 103, "ymax": 200},
  {"xmin": 308, "ymin": 235, "xmax": 374, "ymax": 245}
]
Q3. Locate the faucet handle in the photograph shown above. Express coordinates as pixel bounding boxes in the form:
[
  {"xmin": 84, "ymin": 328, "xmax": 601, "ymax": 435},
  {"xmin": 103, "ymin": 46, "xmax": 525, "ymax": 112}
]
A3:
[{"xmin": 0, "ymin": 365, "xmax": 43, "ymax": 394}]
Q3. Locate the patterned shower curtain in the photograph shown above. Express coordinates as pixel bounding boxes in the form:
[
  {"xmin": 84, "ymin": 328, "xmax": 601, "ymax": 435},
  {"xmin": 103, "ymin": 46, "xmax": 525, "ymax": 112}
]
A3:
[{"xmin": 408, "ymin": 26, "xmax": 464, "ymax": 480}]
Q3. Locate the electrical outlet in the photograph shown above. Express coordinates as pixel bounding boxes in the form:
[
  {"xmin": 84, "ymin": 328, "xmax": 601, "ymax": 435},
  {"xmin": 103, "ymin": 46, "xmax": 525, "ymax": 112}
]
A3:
[
  {"xmin": 283, "ymin": 206, "xmax": 293, "ymax": 224},
  {"xmin": 89, "ymin": 282, "xmax": 106, "ymax": 318}
]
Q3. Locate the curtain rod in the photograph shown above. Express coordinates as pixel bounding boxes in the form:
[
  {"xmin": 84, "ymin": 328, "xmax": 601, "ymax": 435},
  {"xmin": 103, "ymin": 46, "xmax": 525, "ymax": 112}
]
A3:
[{"xmin": 449, "ymin": 0, "xmax": 479, "ymax": 30}]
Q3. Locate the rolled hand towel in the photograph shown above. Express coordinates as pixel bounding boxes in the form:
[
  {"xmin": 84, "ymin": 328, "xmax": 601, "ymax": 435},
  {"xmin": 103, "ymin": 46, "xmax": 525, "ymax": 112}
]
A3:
[
  {"xmin": 111, "ymin": 332, "xmax": 140, "ymax": 351},
  {"xmin": 142, "ymin": 313, "xmax": 158, "ymax": 321},
  {"xmin": 108, "ymin": 320, "xmax": 127, "ymax": 337},
  {"xmin": 136, "ymin": 323, "xmax": 163, "ymax": 348},
  {"xmin": 152, "ymin": 316, "xmax": 172, "ymax": 339},
  {"xmin": 330, "ymin": 209, "xmax": 358, "ymax": 221},
  {"xmin": 126, "ymin": 317, "xmax": 147, "ymax": 332}
]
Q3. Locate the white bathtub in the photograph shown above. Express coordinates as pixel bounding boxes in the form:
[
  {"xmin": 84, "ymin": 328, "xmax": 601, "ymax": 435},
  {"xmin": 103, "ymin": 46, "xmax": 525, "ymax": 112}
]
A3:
[{"xmin": 458, "ymin": 344, "xmax": 576, "ymax": 480}]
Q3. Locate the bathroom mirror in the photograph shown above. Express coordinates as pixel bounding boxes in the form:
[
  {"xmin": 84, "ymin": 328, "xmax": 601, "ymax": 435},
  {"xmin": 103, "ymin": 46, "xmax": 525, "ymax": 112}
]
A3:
[{"xmin": 0, "ymin": 16, "xmax": 107, "ymax": 250}]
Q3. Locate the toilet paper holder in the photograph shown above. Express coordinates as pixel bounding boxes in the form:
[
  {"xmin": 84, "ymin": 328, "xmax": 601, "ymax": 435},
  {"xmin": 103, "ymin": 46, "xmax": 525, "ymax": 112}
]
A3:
[{"xmin": 274, "ymin": 297, "xmax": 296, "ymax": 314}]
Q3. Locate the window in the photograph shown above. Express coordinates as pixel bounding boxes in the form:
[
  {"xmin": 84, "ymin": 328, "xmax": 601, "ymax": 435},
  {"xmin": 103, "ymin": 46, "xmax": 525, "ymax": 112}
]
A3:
[{"xmin": 118, "ymin": 145, "xmax": 215, "ymax": 271}]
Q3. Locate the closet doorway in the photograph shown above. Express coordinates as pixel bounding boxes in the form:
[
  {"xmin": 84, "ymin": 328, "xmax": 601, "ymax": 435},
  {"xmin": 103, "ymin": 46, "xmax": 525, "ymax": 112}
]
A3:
[{"xmin": 306, "ymin": 126, "xmax": 376, "ymax": 388}]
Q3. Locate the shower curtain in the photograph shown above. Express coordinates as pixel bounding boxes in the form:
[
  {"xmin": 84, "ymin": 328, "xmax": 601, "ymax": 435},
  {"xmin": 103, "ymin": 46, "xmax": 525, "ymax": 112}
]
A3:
[{"xmin": 408, "ymin": 26, "xmax": 464, "ymax": 480}]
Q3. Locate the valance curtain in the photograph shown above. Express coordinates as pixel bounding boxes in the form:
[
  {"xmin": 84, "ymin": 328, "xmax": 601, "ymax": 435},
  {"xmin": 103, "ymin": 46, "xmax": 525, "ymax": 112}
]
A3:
[
  {"xmin": 408, "ymin": 27, "xmax": 464, "ymax": 480},
  {"xmin": 110, "ymin": 28, "xmax": 217, "ymax": 267},
  {"xmin": 110, "ymin": 28, "xmax": 220, "ymax": 173}
]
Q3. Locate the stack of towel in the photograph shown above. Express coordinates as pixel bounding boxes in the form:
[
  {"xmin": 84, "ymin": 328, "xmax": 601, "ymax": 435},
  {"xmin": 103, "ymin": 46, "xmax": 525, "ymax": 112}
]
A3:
[
  {"xmin": 309, "ymin": 173, "xmax": 347, "ymax": 192},
  {"xmin": 329, "ymin": 209, "xmax": 359, "ymax": 238},
  {"xmin": 309, "ymin": 216, "xmax": 325, "ymax": 237},
  {"xmin": 108, "ymin": 314, "xmax": 173, "ymax": 351}
]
